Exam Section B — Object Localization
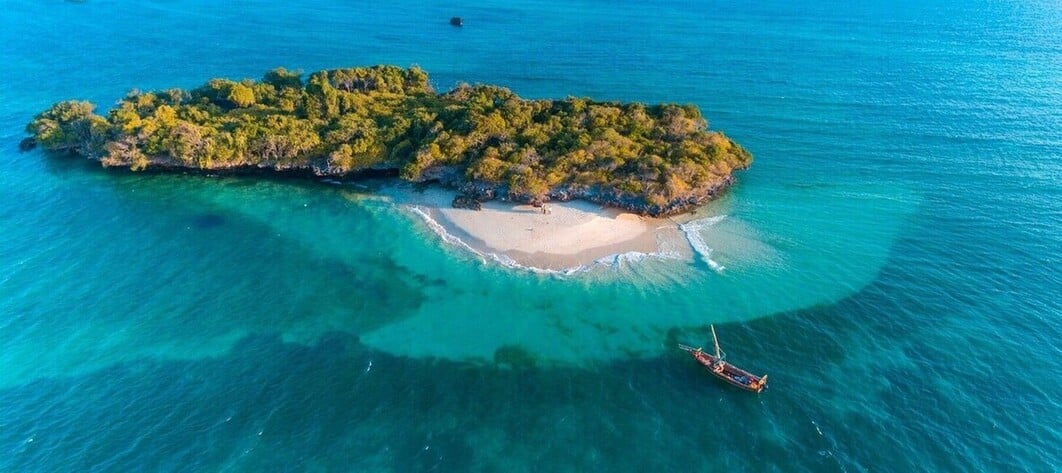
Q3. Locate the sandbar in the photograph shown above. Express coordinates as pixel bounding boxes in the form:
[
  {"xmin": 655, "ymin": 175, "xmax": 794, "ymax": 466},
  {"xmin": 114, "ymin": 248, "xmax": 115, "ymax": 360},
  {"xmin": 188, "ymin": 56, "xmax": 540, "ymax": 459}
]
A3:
[{"xmin": 384, "ymin": 186, "xmax": 687, "ymax": 271}]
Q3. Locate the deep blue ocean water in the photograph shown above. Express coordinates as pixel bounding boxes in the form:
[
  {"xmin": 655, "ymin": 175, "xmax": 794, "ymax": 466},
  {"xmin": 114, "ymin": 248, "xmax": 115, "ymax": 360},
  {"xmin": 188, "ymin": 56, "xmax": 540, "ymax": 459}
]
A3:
[{"xmin": 1, "ymin": 0, "xmax": 1060, "ymax": 471}]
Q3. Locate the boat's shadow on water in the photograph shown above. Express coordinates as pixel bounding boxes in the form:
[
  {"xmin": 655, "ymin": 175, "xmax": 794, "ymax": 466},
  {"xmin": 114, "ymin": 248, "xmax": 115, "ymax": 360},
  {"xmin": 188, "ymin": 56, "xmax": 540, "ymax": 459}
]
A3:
[{"xmin": 0, "ymin": 326, "xmax": 792, "ymax": 471}]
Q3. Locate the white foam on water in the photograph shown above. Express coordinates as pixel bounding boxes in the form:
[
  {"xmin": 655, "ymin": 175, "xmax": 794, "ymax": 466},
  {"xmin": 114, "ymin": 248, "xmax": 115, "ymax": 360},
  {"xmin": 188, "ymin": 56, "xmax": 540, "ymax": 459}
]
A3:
[
  {"xmin": 592, "ymin": 249, "xmax": 683, "ymax": 269},
  {"xmin": 595, "ymin": 251, "xmax": 652, "ymax": 266},
  {"xmin": 407, "ymin": 206, "xmax": 481, "ymax": 257},
  {"xmin": 679, "ymin": 215, "xmax": 728, "ymax": 273}
]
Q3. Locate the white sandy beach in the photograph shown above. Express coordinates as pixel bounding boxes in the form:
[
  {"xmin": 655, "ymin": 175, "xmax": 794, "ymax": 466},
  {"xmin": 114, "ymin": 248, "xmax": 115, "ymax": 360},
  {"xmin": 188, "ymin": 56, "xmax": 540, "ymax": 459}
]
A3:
[{"xmin": 383, "ymin": 186, "xmax": 690, "ymax": 271}]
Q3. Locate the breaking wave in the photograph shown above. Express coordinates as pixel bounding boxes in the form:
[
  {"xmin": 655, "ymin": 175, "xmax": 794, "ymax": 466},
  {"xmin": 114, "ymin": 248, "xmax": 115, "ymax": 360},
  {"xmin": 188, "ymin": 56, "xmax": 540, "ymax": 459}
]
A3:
[{"xmin": 679, "ymin": 215, "xmax": 727, "ymax": 272}]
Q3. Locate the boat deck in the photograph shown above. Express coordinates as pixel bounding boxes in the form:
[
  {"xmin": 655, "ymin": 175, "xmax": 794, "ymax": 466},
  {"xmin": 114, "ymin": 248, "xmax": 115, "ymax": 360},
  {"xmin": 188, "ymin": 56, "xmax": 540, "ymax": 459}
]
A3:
[{"xmin": 679, "ymin": 338, "xmax": 767, "ymax": 393}]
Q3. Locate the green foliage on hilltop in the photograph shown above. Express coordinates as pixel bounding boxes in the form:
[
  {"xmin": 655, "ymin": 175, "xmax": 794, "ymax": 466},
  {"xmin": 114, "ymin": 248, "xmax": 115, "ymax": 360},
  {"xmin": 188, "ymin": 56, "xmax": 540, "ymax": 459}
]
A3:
[{"xmin": 27, "ymin": 65, "xmax": 751, "ymax": 211}]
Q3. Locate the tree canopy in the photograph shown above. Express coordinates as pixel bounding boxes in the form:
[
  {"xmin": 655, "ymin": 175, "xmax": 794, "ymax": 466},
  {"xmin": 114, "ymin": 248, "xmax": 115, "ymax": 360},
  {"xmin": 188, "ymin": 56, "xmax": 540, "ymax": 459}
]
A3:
[{"xmin": 26, "ymin": 65, "xmax": 751, "ymax": 215}]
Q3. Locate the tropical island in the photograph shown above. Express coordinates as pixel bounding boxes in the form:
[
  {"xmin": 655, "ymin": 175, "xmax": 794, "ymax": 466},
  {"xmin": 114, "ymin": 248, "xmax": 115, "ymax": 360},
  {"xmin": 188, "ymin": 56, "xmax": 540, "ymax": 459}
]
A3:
[{"xmin": 26, "ymin": 66, "xmax": 751, "ymax": 217}]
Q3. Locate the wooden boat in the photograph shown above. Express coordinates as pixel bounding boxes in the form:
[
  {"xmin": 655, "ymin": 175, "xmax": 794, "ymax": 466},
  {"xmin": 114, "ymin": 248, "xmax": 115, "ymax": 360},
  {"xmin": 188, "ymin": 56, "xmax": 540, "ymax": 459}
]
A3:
[{"xmin": 679, "ymin": 325, "xmax": 768, "ymax": 393}]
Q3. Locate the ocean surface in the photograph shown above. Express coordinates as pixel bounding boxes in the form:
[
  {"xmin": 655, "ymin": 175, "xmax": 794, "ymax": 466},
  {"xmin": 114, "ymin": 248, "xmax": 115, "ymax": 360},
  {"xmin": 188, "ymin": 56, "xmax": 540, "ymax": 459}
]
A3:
[{"xmin": 1, "ymin": 0, "xmax": 1060, "ymax": 471}]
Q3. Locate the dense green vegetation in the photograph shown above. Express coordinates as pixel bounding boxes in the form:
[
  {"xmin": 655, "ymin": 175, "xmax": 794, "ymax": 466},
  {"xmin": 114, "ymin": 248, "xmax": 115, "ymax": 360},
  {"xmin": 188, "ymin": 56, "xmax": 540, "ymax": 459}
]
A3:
[{"xmin": 27, "ymin": 66, "xmax": 751, "ymax": 214}]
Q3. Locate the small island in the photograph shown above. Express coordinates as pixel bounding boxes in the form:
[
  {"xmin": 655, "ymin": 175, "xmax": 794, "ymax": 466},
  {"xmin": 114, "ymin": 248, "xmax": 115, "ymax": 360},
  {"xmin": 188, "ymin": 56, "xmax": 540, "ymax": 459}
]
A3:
[{"xmin": 26, "ymin": 66, "xmax": 750, "ymax": 216}]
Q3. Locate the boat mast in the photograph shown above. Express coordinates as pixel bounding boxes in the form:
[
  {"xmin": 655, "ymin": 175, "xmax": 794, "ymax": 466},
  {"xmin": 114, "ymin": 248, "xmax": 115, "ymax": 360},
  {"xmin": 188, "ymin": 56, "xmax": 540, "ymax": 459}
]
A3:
[{"xmin": 710, "ymin": 325, "xmax": 721, "ymax": 359}]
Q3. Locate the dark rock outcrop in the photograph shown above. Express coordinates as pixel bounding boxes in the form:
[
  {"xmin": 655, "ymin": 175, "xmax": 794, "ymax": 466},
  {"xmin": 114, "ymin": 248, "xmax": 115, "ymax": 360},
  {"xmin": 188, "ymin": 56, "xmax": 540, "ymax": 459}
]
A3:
[
  {"xmin": 18, "ymin": 137, "xmax": 36, "ymax": 152},
  {"xmin": 443, "ymin": 174, "xmax": 740, "ymax": 217},
  {"xmin": 457, "ymin": 180, "xmax": 499, "ymax": 201},
  {"xmin": 452, "ymin": 194, "xmax": 482, "ymax": 210}
]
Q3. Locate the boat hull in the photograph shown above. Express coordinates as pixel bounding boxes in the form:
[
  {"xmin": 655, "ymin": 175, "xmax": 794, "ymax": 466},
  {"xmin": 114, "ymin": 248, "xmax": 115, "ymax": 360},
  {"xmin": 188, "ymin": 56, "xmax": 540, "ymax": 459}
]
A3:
[{"xmin": 679, "ymin": 345, "xmax": 766, "ymax": 393}]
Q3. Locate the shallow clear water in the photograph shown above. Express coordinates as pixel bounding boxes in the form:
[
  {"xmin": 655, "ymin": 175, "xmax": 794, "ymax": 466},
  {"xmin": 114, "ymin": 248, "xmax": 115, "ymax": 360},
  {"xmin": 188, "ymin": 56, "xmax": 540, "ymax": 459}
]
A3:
[{"xmin": 1, "ymin": 0, "xmax": 1059, "ymax": 471}]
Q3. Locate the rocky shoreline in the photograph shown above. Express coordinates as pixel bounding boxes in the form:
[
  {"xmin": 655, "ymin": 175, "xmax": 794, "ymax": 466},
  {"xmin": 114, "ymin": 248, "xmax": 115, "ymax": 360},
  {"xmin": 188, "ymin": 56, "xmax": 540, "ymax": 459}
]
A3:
[
  {"xmin": 447, "ymin": 169, "xmax": 741, "ymax": 217},
  {"xmin": 25, "ymin": 66, "xmax": 752, "ymax": 217},
  {"xmin": 30, "ymin": 147, "xmax": 743, "ymax": 216}
]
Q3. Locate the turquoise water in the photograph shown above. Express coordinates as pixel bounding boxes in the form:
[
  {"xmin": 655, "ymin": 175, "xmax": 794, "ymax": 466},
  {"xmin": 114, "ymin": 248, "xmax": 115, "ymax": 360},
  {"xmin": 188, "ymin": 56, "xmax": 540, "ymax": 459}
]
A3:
[{"xmin": 1, "ymin": 0, "xmax": 1060, "ymax": 471}]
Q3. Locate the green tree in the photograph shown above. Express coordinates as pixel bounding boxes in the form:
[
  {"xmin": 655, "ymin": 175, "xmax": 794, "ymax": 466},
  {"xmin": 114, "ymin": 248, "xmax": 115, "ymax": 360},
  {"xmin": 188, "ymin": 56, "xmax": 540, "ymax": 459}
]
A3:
[
  {"xmin": 263, "ymin": 67, "xmax": 303, "ymax": 90},
  {"xmin": 227, "ymin": 83, "xmax": 256, "ymax": 108},
  {"xmin": 25, "ymin": 65, "xmax": 751, "ymax": 216}
]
